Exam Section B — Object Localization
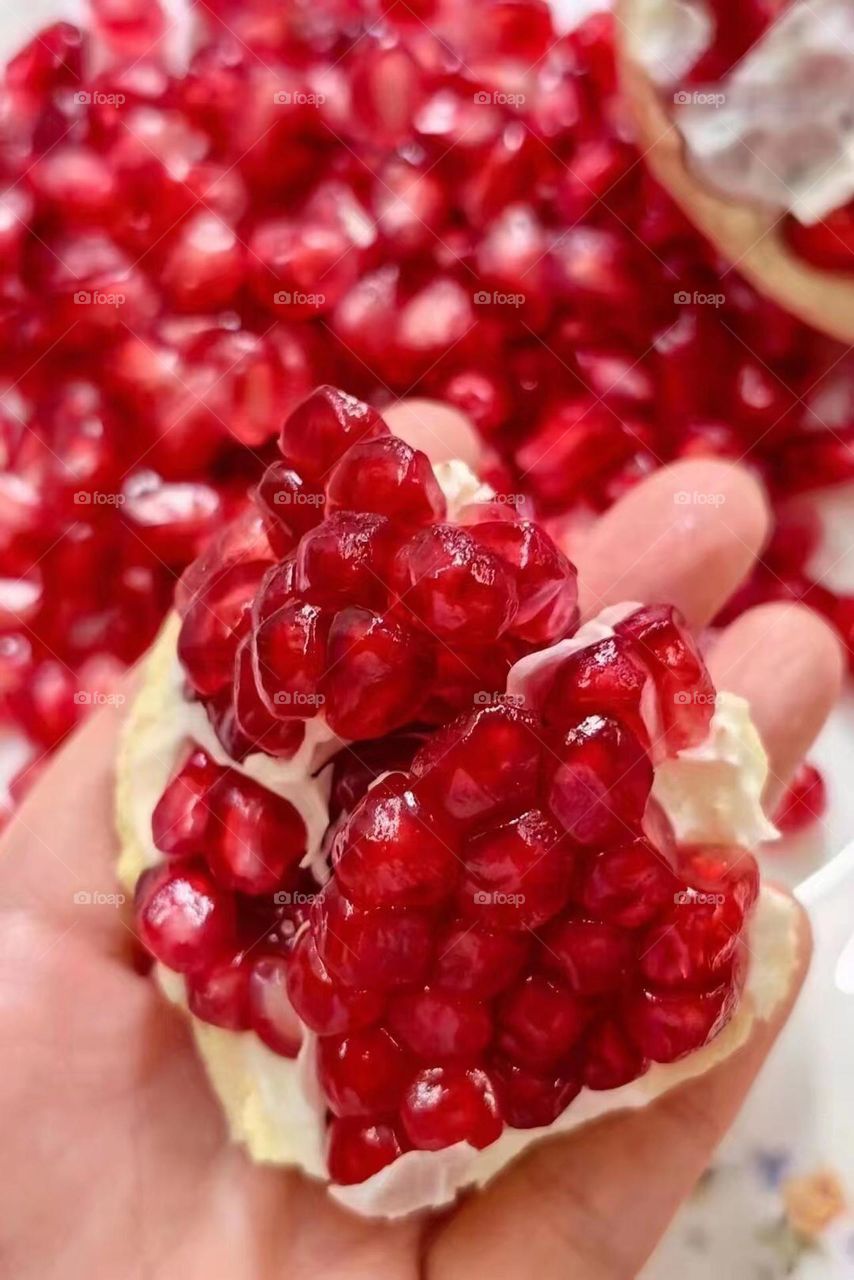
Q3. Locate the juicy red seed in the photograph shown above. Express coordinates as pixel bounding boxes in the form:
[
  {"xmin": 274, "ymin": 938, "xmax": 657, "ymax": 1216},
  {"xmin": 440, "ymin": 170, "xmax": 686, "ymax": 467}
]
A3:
[
  {"xmin": 255, "ymin": 461, "xmax": 326, "ymax": 552},
  {"xmin": 329, "ymin": 733, "xmax": 425, "ymax": 821},
  {"xmin": 544, "ymin": 635, "xmax": 651, "ymax": 745},
  {"xmin": 205, "ymin": 770, "xmax": 307, "ymax": 895},
  {"xmin": 312, "ymin": 885, "xmax": 435, "ymax": 991},
  {"xmin": 326, "ymin": 436, "xmax": 447, "ymax": 526},
  {"xmin": 135, "ymin": 861, "xmax": 237, "ymax": 974},
  {"xmin": 678, "ymin": 844, "xmax": 760, "ymax": 915},
  {"xmin": 539, "ymin": 917, "xmax": 635, "ymax": 995},
  {"xmin": 496, "ymin": 973, "xmax": 591, "ymax": 1070},
  {"xmin": 615, "ymin": 605, "xmax": 714, "ymax": 752},
  {"xmin": 151, "ymin": 749, "xmax": 221, "ymax": 858},
  {"xmin": 279, "ymin": 387, "xmax": 388, "ymax": 482},
  {"xmin": 332, "ymin": 773, "xmax": 459, "ymax": 909},
  {"xmin": 295, "ymin": 511, "xmax": 395, "ymax": 609},
  {"xmin": 323, "ymin": 607, "xmax": 433, "ymax": 740},
  {"xmin": 286, "ymin": 929, "xmax": 385, "ymax": 1036},
  {"xmin": 431, "ymin": 922, "xmax": 530, "ymax": 998},
  {"xmin": 387, "ymin": 988, "xmax": 492, "ymax": 1061},
  {"xmin": 582, "ymin": 1018, "xmax": 647, "ymax": 1090},
  {"xmin": 252, "ymin": 599, "xmax": 329, "ymax": 718},
  {"xmin": 457, "ymin": 808, "xmax": 574, "ymax": 932},
  {"xmin": 327, "ymin": 1117, "xmax": 407, "ymax": 1186},
  {"xmin": 318, "ymin": 1027, "xmax": 413, "ymax": 1117},
  {"xmin": 177, "ymin": 561, "xmax": 266, "ymax": 697},
  {"xmin": 397, "ymin": 523, "xmax": 518, "ymax": 643},
  {"xmin": 247, "ymin": 953, "xmax": 304, "ymax": 1058},
  {"xmin": 773, "ymin": 762, "xmax": 827, "ymax": 834},
  {"xmin": 489, "ymin": 1056, "xmax": 580, "ymax": 1128},
  {"xmin": 639, "ymin": 892, "xmax": 743, "ymax": 990},
  {"xmin": 623, "ymin": 984, "xmax": 736, "ymax": 1064},
  {"xmin": 411, "ymin": 703, "xmax": 541, "ymax": 828},
  {"xmin": 543, "ymin": 713, "xmax": 653, "ymax": 846},
  {"xmin": 231, "ymin": 635, "xmax": 306, "ymax": 761},
  {"xmin": 253, "ymin": 560, "xmax": 297, "ymax": 626},
  {"xmin": 469, "ymin": 519, "xmax": 579, "ymax": 645},
  {"xmin": 187, "ymin": 956, "xmax": 251, "ymax": 1030},
  {"xmin": 400, "ymin": 1065, "xmax": 503, "ymax": 1151},
  {"xmin": 578, "ymin": 840, "xmax": 678, "ymax": 928}
]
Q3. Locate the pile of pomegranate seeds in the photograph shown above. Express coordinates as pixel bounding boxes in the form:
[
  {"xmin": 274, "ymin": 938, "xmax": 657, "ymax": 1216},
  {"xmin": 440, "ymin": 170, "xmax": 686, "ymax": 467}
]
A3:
[
  {"xmin": 176, "ymin": 387, "xmax": 578, "ymax": 757},
  {"xmin": 1, "ymin": 0, "xmax": 851, "ymax": 805},
  {"xmin": 138, "ymin": 593, "xmax": 761, "ymax": 1185}
]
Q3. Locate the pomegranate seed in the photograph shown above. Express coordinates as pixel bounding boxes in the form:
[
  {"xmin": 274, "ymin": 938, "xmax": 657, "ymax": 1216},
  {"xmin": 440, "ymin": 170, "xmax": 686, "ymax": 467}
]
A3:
[
  {"xmin": 457, "ymin": 809, "xmax": 574, "ymax": 932},
  {"xmin": 539, "ymin": 918, "xmax": 635, "ymax": 996},
  {"xmin": 177, "ymin": 561, "xmax": 266, "ymax": 697},
  {"xmin": 318, "ymin": 1027, "xmax": 413, "ymax": 1117},
  {"xmin": 490, "ymin": 1056, "xmax": 580, "ymax": 1128},
  {"xmin": 624, "ymin": 984, "xmax": 736, "ymax": 1064},
  {"xmin": 544, "ymin": 636, "xmax": 652, "ymax": 746},
  {"xmin": 578, "ymin": 840, "xmax": 678, "ymax": 929},
  {"xmin": 327, "ymin": 1117, "xmax": 407, "ymax": 1185},
  {"xmin": 773, "ymin": 762, "xmax": 827, "ymax": 834},
  {"xmin": 252, "ymin": 599, "xmax": 330, "ymax": 719},
  {"xmin": 397, "ymin": 523, "xmax": 518, "ymax": 643},
  {"xmin": 324, "ymin": 608, "xmax": 433, "ymax": 740},
  {"xmin": 160, "ymin": 213, "xmax": 245, "ymax": 313},
  {"xmin": 135, "ymin": 861, "xmax": 237, "ymax": 974},
  {"xmin": 639, "ymin": 890, "xmax": 742, "ymax": 990},
  {"xmin": 496, "ymin": 973, "xmax": 591, "ymax": 1070},
  {"xmin": 470, "ymin": 520, "xmax": 579, "ymax": 645},
  {"xmin": 543, "ymin": 714, "xmax": 653, "ymax": 846},
  {"xmin": 286, "ymin": 930, "xmax": 385, "ymax": 1036},
  {"xmin": 616, "ymin": 606, "xmax": 714, "ymax": 752},
  {"xmin": 279, "ymin": 388, "xmax": 388, "ymax": 482},
  {"xmin": 387, "ymin": 988, "xmax": 492, "ymax": 1061},
  {"xmin": 230, "ymin": 635, "xmax": 306, "ymax": 761},
  {"xmin": 326, "ymin": 437, "xmax": 446, "ymax": 526},
  {"xmin": 312, "ymin": 884, "xmax": 435, "ymax": 991},
  {"xmin": 187, "ymin": 956, "xmax": 251, "ymax": 1030},
  {"xmin": 400, "ymin": 1065, "xmax": 503, "ymax": 1151},
  {"xmin": 248, "ymin": 217, "xmax": 359, "ymax": 316},
  {"xmin": 295, "ymin": 512, "xmax": 396, "ymax": 609},
  {"xmin": 7, "ymin": 660, "xmax": 79, "ymax": 748},
  {"xmin": 247, "ymin": 953, "xmax": 304, "ymax": 1057},
  {"xmin": 582, "ymin": 1018, "xmax": 647, "ymax": 1090},
  {"xmin": 255, "ymin": 462, "xmax": 325, "ymax": 554},
  {"xmin": 431, "ymin": 922, "xmax": 530, "ymax": 998},
  {"xmin": 151, "ymin": 748, "xmax": 221, "ymax": 858},
  {"xmin": 206, "ymin": 770, "xmax": 307, "ymax": 896}
]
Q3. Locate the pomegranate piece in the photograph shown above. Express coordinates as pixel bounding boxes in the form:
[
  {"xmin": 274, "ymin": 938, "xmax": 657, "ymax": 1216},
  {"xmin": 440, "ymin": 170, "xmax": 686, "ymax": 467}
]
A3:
[
  {"xmin": 279, "ymin": 387, "xmax": 388, "ymax": 483},
  {"xmin": 397, "ymin": 523, "xmax": 518, "ymax": 643},
  {"xmin": 544, "ymin": 635, "xmax": 652, "ymax": 747},
  {"xmin": 327, "ymin": 1118, "xmax": 407, "ymax": 1185},
  {"xmin": 151, "ymin": 747, "xmax": 220, "ymax": 859},
  {"xmin": 255, "ymin": 462, "xmax": 326, "ymax": 554},
  {"xmin": 400, "ymin": 1065, "xmax": 503, "ymax": 1151},
  {"xmin": 286, "ymin": 930, "xmax": 385, "ymax": 1037},
  {"xmin": 206, "ymin": 770, "xmax": 307, "ymax": 896},
  {"xmin": 496, "ymin": 973, "xmax": 591, "ymax": 1070},
  {"xmin": 582, "ymin": 1018, "xmax": 647, "ymax": 1090},
  {"xmin": 457, "ymin": 809, "xmax": 574, "ymax": 932},
  {"xmin": 773, "ymin": 762, "xmax": 827, "ymax": 834},
  {"xmin": 247, "ymin": 953, "xmax": 304, "ymax": 1058},
  {"xmin": 295, "ymin": 512, "xmax": 395, "ymax": 609},
  {"xmin": 431, "ymin": 923, "xmax": 530, "ymax": 998},
  {"xmin": 252, "ymin": 599, "xmax": 329, "ymax": 718},
  {"xmin": 326, "ymin": 437, "xmax": 446, "ymax": 526},
  {"xmin": 539, "ymin": 918, "xmax": 635, "ymax": 996},
  {"xmin": 230, "ymin": 636, "xmax": 307, "ymax": 761},
  {"xmin": 135, "ymin": 862, "xmax": 237, "ymax": 974},
  {"xmin": 312, "ymin": 885, "xmax": 435, "ymax": 991},
  {"xmin": 177, "ymin": 561, "xmax": 266, "ymax": 697},
  {"xmin": 624, "ymin": 984, "xmax": 737, "ymax": 1064},
  {"xmin": 318, "ymin": 1027, "xmax": 413, "ymax": 1117},
  {"xmin": 333, "ymin": 773, "xmax": 459, "ymax": 908},
  {"xmin": 469, "ymin": 519, "xmax": 579, "ymax": 645},
  {"xmin": 387, "ymin": 988, "xmax": 492, "ymax": 1061},
  {"xmin": 323, "ymin": 608, "xmax": 433, "ymax": 740},
  {"xmin": 543, "ymin": 714, "xmax": 653, "ymax": 846},
  {"xmin": 615, "ymin": 606, "xmax": 715, "ymax": 752},
  {"xmin": 639, "ymin": 891, "xmax": 743, "ymax": 990},
  {"xmin": 490, "ymin": 1057, "xmax": 580, "ymax": 1129},
  {"xmin": 578, "ymin": 840, "xmax": 678, "ymax": 929},
  {"xmin": 187, "ymin": 957, "xmax": 251, "ymax": 1031}
]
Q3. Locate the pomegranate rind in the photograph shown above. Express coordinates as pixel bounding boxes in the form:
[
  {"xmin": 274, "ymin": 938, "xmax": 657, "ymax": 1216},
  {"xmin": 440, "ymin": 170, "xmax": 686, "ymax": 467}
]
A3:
[{"xmin": 618, "ymin": 0, "xmax": 854, "ymax": 344}]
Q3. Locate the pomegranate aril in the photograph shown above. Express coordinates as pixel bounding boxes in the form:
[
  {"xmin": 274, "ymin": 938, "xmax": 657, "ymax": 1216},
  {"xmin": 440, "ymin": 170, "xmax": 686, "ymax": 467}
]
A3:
[
  {"xmin": 328, "ymin": 732, "xmax": 425, "ymax": 822},
  {"xmin": 639, "ymin": 891, "xmax": 742, "ymax": 990},
  {"xmin": 230, "ymin": 635, "xmax": 306, "ymax": 761},
  {"xmin": 8, "ymin": 659, "xmax": 79, "ymax": 747},
  {"xmin": 470, "ymin": 520, "xmax": 579, "ymax": 645},
  {"xmin": 458, "ymin": 808, "xmax": 574, "ymax": 932},
  {"xmin": 327, "ymin": 1117, "xmax": 406, "ymax": 1186},
  {"xmin": 135, "ymin": 861, "xmax": 237, "ymax": 974},
  {"xmin": 678, "ymin": 844, "xmax": 760, "ymax": 916},
  {"xmin": 490, "ymin": 1057, "xmax": 580, "ymax": 1129},
  {"xmin": 615, "ymin": 606, "xmax": 714, "ymax": 752},
  {"xmin": 773, "ymin": 762, "xmax": 827, "ymax": 834},
  {"xmin": 312, "ymin": 885, "xmax": 435, "ymax": 991},
  {"xmin": 539, "ymin": 917, "xmax": 635, "ymax": 996},
  {"xmin": 286, "ymin": 930, "xmax": 385, "ymax": 1037},
  {"xmin": 578, "ymin": 839, "xmax": 678, "ymax": 928},
  {"xmin": 543, "ymin": 714, "xmax": 653, "ymax": 846},
  {"xmin": 324, "ymin": 608, "xmax": 433, "ymax": 740},
  {"xmin": 187, "ymin": 956, "xmax": 251, "ymax": 1030},
  {"xmin": 247, "ymin": 217, "xmax": 359, "ymax": 317},
  {"xmin": 151, "ymin": 747, "xmax": 221, "ymax": 858},
  {"xmin": 624, "ymin": 984, "xmax": 737, "ymax": 1064},
  {"xmin": 400, "ymin": 1065, "xmax": 503, "ymax": 1151},
  {"xmin": 206, "ymin": 770, "xmax": 307, "ymax": 896},
  {"xmin": 496, "ymin": 973, "xmax": 591, "ymax": 1071},
  {"xmin": 784, "ymin": 204, "xmax": 854, "ymax": 271},
  {"xmin": 582, "ymin": 1018, "xmax": 647, "ymax": 1090},
  {"xmin": 397, "ymin": 523, "xmax": 518, "ymax": 643},
  {"xmin": 544, "ymin": 635, "xmax": 652, "ymax": 746},
  {"xmin": 160, "ymin": 212, "xmax": 244, "ymax": 313},
  {"xmin": 387, "ymin": 988, "xmax": 492, "ymax": 1061},
  {"xmin": 252, "ymin": 599, "xmax": 329, "ymax": 719},
  {"xmin": 333, "ymin": 773, "xmax": 458, "ymax": 909},
  {"xmin": 432, "ymin": 922, "xmax": 530, "ymax": 999},
  {"xmin": 326, "ymin": 437, "xmax": 446, "ymax": 527},
  {"xmin": 318, "ymin": 1027, "xmax": 413, "ymax": 1118},
  {"xmin": 279, "ymin": 387, "xmax": 388, "ymax": 483},
  {"xmin": 177, "ymin": 561, "xmax": 266, "ymax": 697},
  {"xmin": 295, "ymin": 511, "xmax": 395, "ymax": 610},
  {"xmin": 247, "ymin": 953, "xmax": 304, "ymax": 1058},
  {"xmin": 255, "ymin": 462, "xmax": 325, "ymax": 554}
]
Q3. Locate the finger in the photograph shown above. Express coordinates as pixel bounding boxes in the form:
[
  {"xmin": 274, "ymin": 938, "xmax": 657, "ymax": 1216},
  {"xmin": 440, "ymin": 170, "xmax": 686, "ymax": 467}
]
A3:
[
  {"xmin": 574, "ymin": 459, "xmax": 770, "ymax": 627},
  {"xmin": 707, "ymin": 602, "xmax": 844, "ymax": 809},
  {"xmin": 428, "ymin": 898, "xmax": 810, "ymax": 1280},
  {"xmin": 382, "ymin": 398, "xmax": 485, "ymax": 470}
]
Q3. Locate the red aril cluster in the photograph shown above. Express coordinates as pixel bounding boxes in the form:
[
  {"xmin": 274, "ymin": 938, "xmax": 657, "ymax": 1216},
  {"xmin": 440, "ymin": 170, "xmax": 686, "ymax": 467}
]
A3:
[{"xmin": 176, "ymin": 387, "xmax": 579, "ymax": 753}]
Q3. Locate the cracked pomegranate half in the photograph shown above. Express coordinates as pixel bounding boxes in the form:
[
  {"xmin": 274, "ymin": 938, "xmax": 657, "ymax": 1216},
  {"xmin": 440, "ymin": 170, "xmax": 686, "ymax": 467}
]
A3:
[{"xmin": 116, "ymin": 385, "xmax": 798, "ymax": 1217}]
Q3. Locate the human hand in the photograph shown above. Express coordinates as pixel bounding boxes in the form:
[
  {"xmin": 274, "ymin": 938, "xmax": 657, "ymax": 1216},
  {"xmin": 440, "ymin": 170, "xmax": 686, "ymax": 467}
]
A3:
[{"xmin": 0, "ymin": 404, "xmax": 839, "ymax": 1280}]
